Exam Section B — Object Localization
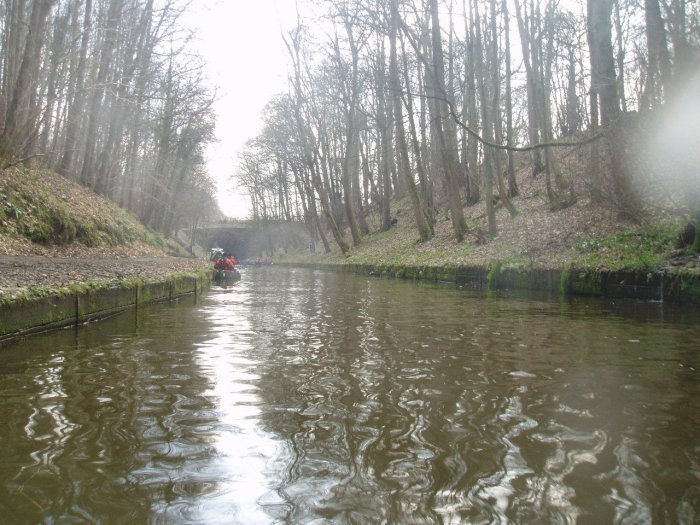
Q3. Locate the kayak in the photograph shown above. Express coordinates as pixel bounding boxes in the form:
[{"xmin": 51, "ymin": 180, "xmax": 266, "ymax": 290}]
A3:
[{"xmin": 213, "ymin": 268, "xmax": 241, "ymax": 283}]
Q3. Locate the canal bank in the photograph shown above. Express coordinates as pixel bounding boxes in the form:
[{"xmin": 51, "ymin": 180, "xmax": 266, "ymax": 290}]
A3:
[
  {"xmin": 280, "ymin": 261, "xmax": 700, "ymax": 304},
  {"xmin": 0, "ymin": 269, "xmax": 212, "ymax": 341}
]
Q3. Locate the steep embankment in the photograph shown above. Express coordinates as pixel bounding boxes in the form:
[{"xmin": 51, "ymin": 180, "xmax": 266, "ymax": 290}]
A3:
[
  {"xmin": 0, "ymin": 166, "xmax": 182, "ymax": 257},
  {"xmin": 0, "ymin": 166, "xmax": 209, "ymax": 306},
  {"xmin": 273, "ymin": 163, "xmax": 700, "ymax": 302}
]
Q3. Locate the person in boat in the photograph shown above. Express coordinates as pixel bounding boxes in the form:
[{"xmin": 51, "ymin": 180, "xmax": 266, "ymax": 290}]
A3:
[
  {"xmin": 214, "ymin": 253, "xmax": 227, "ymax": 270},
  {"xmin": 215, "ymin": 252, "xmax": 238, "ymax": 271}
]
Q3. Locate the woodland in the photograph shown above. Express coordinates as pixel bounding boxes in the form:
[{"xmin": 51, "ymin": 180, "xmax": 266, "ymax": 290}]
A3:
[
  {"xmin": 0, "ymin": 0, "xmax": 698, "ymax": 256},
  {"xmin": 0, "ymin": 0, "xmax": 219, "ymax": 238},
  {"xmin": 235, "ymin": 0, "xmax": 700, "ymax": 255}
]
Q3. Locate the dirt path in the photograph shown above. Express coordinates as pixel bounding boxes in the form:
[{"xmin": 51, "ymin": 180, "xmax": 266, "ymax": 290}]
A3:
[{"xmin": 0, "ymin": 255, "xmax": 210, "ymax": 295}]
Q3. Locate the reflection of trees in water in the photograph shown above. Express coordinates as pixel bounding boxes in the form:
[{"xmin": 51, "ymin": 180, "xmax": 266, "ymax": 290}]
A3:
[
  {"xmin": 247, "ymin": 270, "xmax": 509, "ymax": 522},
  {"xmin": 248, "ymin": 269, "xmax": 700, "ymax": 524},
  {"xmin": 0, "ymin": 303, "xmax": 218, "ymax": 523},
  {"xmin": 1, "ymin": 269, "xmax": 697, "ymax": 523},
  {"xmin": 248, "ymin": 270, "xmax": 445, "ymax": 522}
]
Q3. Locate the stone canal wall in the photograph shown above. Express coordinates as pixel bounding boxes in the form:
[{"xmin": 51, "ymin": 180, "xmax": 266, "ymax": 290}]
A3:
[
  {"xmin": 3, "ymin": 264, "xmax": 696, "ymax": 342},
  {"xmin": 0, "ymin": 273, "xmax": 211, "ymax": 342},
  {"xmin": 285, "ymin": 262, "xmax": 700, "ymax": 304}
]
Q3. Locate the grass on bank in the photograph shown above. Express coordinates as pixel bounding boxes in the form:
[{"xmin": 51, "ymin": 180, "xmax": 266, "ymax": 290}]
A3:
[{"xmin": 569, "ymin": 222, "xmax": 683, "ymax": 271}]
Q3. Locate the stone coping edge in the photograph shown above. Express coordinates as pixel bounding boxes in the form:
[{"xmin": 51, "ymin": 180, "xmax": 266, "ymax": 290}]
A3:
[
  {"xmin": 277, "ymin": 262, "xmax": 700, "ymax": 304},
  {"xmin": 0, "ymin": 272, "xmax": 212, "ymax": 342}
]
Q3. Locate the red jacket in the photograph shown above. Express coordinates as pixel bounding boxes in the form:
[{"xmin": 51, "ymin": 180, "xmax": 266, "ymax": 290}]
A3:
[{"xmin": 215, "ymin": 257, "xmax": 237, "ymax": 271}]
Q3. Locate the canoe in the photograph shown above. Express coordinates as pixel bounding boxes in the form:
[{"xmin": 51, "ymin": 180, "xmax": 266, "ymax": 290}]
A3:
[{"xmin": 213, "ymin": 268, "xmax": 241, "ymax": 283}]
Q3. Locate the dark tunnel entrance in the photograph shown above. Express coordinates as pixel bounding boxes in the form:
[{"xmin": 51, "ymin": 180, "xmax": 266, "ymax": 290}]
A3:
[
  {"xmin": 194, "ymin": 221, "xmax": 308, "ymax": 260},
  {"xmin": 196, "ymin": 226, "xmax": 255, "ymax": 260}
]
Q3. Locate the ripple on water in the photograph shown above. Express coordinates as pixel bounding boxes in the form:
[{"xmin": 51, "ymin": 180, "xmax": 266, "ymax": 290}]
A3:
[{"xmin": 0, "ymin": 268, "xmax": 698, "ymax": 523}]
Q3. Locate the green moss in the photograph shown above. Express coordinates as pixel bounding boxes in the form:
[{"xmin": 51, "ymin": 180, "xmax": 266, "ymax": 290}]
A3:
[
  {"xmin": 569, "ymin": 269, "xmax": 605, "ymax": 295},
  {"xmin": 1, "ymin": 269, "xmax": 211, "ymax": 309},
  {"xmin": 122, "ymin": 277, "xmax": 148, "ymax": 289},
  {"xmin": 560, "ymin": 268, "xmax": 571, "ymax": 296},
  {"xmin": 68, "ymin": 279, "xmax": 112, "ymax": 295},
  {"xmin": 487, "ymin": 261, "xmax": 502, "ymax": 290},
  {"xmin": 1, "ymin": 284, "xmax": 70, "ymax": 306}
]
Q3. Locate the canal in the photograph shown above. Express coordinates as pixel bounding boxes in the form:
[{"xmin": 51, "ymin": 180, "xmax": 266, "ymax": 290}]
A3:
[{"xmin": 0, "ymin": 267, "xmax": 698, "ymax": 524}]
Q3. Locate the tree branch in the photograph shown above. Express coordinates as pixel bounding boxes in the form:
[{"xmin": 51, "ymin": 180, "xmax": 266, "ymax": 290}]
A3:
[
  {"xmin": 394, "ymin": 7, "xmax": 602, "ymax": 153},
  {"xmin": 2, "ymin": 154, "xmax": 45, "ymax": 170},
  {"xmin": 438, "ymin": 91, "xmax": 603, "ymax": 152}
]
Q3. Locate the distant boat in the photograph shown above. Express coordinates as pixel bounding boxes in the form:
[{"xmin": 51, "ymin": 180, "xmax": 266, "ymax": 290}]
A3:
[{"xmin": 213, "ymin": 268, "xmax": 241, "ymax": 283}]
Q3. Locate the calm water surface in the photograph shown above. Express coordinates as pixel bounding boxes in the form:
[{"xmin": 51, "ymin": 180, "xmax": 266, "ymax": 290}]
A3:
[{"xmin": 0, "ymin": 267, "xmax": 699, "ymax": 524}]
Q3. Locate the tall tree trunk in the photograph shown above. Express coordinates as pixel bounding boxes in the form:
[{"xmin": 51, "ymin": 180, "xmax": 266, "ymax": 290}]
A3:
[
  {"xmin": 589, "ymin": 0, "xmax": 640, "ymax": 219},
  {"xmin": 489, "ymin": 0, "xmax": 517, "ymax": 218},
  {"xmin": 360, "ymin": 136, "xmax": 381, "ymax": 208},
  {"xmin": 590, "ymin": 0, "xmax": 620, "ymax": 126},
  {"xmin": 2, "ymin": 0, "xmax": 55, "ymax": 157},
  {"xmin": 463, "ymin": 0, "xmax": 481, "ymax": 205},
  {"xmin": 58, "ymin": 0, "xmax": 92, "ymax": 177},
  {"xmin": 502, "ymin": 0, "xmax": 519, "ymax": 197},
  {"xmin": 400, "ymin": 34, "xmax": 432, "ymax": 224},
  {"xmin": 613, "ymin": 0, "xmax": 628, "ymax": 112},
  {"xmin": 390, "ymin": 0, "xmax": 432, "ymax": 241},
  {"xmin": 1, "ymin": 0, "xmax": 28, "ymax": 135},
  {"xmin": 587, "ymin": 0, "xmax": 603, "ymax": 202},
  {"xmin": 39, "ymin": 7, "xmax": 69, "ymax": 155},
  {"xmin": 473, "ymin": 0, "xmax": 497, "ymax": 235},
  {"xmin": 80, "ymin": 0, "xmax": 123, "ymax": 188},
  {"xmin": 339, "ymin": 18, "xmax": 362, "ymax": 246},
  {"xmin": 429, "ymin": 0, "xmax": 467, "ymax": 241},
  {"xmin": 304, "ymin": 167, "xmax": 331, "ymax": 253},
  {"xmin": 376, "ymin": 45, "xmax": 393, "ymax": 231},
  {"xmin": 565, "ymin": 46, "xmax": 580, "ymax": 135},
  {"xmin": 513, "ymin": 0, "xmax": 545, "ymax": 176},
  {"xmin": 642, "ymin": 0, "xmax": 672, "ymax": 107}
]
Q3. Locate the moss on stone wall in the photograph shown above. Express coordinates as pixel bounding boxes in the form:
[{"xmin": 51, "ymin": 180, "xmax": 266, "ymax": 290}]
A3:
[
  {"xmin": 280, "ymin": 261, "xmax": 699, "ymax": 304},
  {"xmin": 0, "ymin": 271, "xmax": 212, "ymax": 341}
]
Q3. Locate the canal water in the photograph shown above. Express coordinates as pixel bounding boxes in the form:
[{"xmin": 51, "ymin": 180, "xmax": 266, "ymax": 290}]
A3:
[{"xmin": 0, "ymin": 267, "xmax": 698, "ymax": 524}]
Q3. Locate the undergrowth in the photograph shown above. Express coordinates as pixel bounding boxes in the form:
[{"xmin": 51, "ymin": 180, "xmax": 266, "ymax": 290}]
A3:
[
  {"xmin": 0, "ymin": 166, "xmax": 184, "ymax": 254},
  {"xmin": 570, "ymin": 222, "xmax": 680, "ymax": 270}
]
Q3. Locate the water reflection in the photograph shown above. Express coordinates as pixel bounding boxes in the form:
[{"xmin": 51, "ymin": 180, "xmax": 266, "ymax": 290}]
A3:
[{"xmin": 0, "ymin": 267, "xmax": 698, "ymax": 524}]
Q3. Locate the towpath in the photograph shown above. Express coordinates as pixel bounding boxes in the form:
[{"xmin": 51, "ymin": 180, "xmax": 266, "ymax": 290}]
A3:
[{"xmin": 0, "ymin": 255, "xmax": 209, "ymax": 297}]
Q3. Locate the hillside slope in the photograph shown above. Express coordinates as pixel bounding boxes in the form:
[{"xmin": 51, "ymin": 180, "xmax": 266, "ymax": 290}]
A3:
[
  {"xmin": 0, "ymin": 166, "xmax": 183, "ymax": 257},
  {"xmin": 0, "ymin": 166, "xmax": 213, "ymax": 304},
  {"xmin": 274, "ymin": 164, "xmax": 698, "ymax": 274}
]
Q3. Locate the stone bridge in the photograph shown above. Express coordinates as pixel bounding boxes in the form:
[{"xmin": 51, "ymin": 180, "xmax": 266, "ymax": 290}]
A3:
[{"xmin": 193, "ymin": 221, "xmax": 308, "ymax": 260}]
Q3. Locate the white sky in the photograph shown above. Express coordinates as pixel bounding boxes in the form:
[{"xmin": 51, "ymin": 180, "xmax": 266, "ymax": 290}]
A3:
[
  {"xmin": 187, "ymin": 0, "xmax": 301, "ymax": 218},
  {"xmin": 186, "ymin": 0, "xmax": 586, "ymax": 220}
]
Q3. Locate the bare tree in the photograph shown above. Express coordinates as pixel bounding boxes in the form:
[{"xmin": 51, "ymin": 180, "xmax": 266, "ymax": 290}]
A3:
[{"xmin": 2, "ymin": 0, "xmax": 56, "ymax": 157}]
